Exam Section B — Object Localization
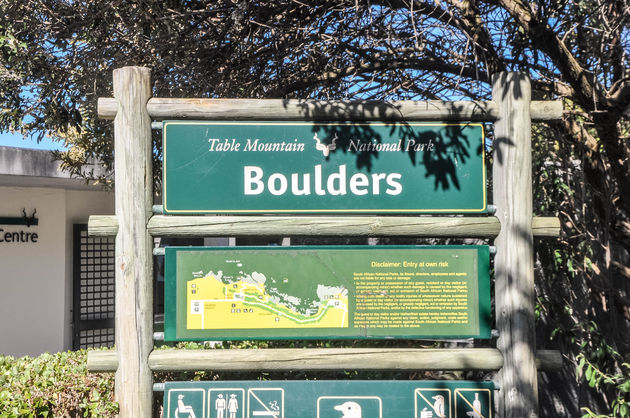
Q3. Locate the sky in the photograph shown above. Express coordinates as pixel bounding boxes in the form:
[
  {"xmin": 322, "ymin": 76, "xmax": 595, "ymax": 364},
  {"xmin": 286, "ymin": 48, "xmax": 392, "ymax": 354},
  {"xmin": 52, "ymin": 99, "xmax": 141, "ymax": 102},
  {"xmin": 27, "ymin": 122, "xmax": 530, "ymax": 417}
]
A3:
[{"xmin": 0, "ymin": 131, "xmax": 67, "ymax": 151}]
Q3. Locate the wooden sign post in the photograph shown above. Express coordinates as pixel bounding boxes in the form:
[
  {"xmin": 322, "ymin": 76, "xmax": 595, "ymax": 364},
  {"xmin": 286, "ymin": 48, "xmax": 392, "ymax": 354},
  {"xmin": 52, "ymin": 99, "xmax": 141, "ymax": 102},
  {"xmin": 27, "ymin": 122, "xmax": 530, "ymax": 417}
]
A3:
[
  {"xmin": 112, "ymin": 67, "xmax": 154, "ymax": 416},
  {"xmin": 89, "ymin": 66, "xmax": 564, "ymax": 418},
  {"xmin": 492, "ymin": 72, "xmax": 537, "ymax": 417}
]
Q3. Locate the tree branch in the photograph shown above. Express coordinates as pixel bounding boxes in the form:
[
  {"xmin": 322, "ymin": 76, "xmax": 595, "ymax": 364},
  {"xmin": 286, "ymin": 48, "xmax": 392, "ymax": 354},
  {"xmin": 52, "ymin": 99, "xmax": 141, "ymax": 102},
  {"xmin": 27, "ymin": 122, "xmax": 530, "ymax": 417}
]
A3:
[
  {"xmin": 495, "ymin": 0, "xmax": 601, "ymax": 110},
  {"xmin": 269, "ymin": 52, "xmax": 487, "ymax": 97}
]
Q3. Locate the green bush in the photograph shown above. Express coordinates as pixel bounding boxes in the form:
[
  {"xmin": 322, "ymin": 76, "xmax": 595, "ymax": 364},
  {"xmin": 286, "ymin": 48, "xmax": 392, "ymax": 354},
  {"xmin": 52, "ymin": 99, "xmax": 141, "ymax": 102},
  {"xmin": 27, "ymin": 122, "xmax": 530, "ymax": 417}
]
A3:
[{"xmin": 0, "ymin": 350, "xmax": 117, "ymax": 417}]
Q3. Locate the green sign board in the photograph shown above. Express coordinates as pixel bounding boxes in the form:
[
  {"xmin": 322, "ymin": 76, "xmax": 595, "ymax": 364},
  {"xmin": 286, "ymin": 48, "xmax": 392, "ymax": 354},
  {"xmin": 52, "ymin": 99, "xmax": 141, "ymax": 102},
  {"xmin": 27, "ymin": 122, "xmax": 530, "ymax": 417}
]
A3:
[
  {"xmin": 163, "ymin": 380, "xmax": 494, "ymax": 418},
  {"xmin": 164, "ymin": 246, "xmax": 491, "ymax": 341},
  {"xmin": 162, "ymin": 121, "xmax": 486, "ymax": 214}
]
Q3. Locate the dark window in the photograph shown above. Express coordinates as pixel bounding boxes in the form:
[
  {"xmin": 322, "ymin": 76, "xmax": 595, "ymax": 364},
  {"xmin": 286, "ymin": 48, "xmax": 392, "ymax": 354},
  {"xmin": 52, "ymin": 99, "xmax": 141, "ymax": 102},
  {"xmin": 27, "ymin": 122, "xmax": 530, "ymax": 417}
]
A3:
[{"xmin": 72, "ymin": 225, "xmax": 115, "ymax": 349}]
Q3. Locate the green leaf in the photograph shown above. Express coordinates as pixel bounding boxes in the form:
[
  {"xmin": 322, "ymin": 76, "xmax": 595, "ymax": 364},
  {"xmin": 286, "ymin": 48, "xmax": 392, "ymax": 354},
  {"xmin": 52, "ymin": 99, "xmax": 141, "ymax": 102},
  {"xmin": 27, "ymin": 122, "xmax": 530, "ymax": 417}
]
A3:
[
  {"xmin": 577, "ymin": 356, "xmax": 585, "ymax": 372},
  {"xmin": 619, "ymin": 381, "xmax": 630, "ymax": 393}
]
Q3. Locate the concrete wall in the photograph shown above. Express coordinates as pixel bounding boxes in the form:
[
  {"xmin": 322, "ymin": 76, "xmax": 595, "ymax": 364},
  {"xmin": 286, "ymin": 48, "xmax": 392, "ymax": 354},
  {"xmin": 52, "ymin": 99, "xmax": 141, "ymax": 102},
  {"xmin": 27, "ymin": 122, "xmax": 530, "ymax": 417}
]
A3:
[
  {"xmin": 0, "ymin": 186, "xmax": 114, "ymax": 357},
  {"xmin": 0, "ymin": 146, "xmax": 109, "ymax": 187}
]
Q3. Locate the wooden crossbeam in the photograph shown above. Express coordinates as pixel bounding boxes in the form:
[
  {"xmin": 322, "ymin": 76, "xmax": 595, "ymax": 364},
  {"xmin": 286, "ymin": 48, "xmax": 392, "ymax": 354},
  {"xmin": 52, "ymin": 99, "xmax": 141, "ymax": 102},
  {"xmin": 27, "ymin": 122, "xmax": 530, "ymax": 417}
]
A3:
[
  {"xmin": 87, "ymin": 348, "xmax": 563, "ymax": 372},
  {"xmin": 88, "ymin": 214, "xmax": 560, "ymax": 238},
  {"xmin": 97, "ymin": 98, "xmax": 563, "ymax": 122}
]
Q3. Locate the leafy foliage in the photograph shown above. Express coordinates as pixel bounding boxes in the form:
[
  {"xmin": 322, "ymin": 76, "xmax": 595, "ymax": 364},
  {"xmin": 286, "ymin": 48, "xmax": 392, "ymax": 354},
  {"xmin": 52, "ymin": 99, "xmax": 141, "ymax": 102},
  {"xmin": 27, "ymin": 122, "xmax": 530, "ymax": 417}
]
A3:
[
  {"xmin": 577, "ymin": 346, "xmax": 630, "ymax": 417},
  {"xmin": 532, "ymin": 117, "xmax": 630, "ymax": 416},
  {"xmin": 1, "ymin": 1, "xmax": 628, "ymax": 190},
  {"xmin": 0, "ymin": 350, "xmax": 117, "ymax": 417}
]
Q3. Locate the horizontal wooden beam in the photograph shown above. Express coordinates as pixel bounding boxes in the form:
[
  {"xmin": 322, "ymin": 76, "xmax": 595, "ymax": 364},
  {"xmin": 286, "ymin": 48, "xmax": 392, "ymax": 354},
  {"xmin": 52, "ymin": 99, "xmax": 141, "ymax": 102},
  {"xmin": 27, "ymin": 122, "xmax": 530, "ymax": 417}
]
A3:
[
  {"xmin": 87, "ymin": 348, "xmax": 562, "ymax": 372},
  {"xmin": 147, "ymin": 215, "xmax": 502, "ymax": 237},
  {"xmin": 88, "ymin": 215, "xmax": 560, "ymax": 238},
  {"xmin": 97, "ymin": 98, "xmax": 563, "ymax": 122},
  {"xmin": 89, "ymin": 215, "xmax": 122, "ymax": 236},
  {"xmin": 532, "ymin": 216, "xmax": 561, "ymax": 237}
]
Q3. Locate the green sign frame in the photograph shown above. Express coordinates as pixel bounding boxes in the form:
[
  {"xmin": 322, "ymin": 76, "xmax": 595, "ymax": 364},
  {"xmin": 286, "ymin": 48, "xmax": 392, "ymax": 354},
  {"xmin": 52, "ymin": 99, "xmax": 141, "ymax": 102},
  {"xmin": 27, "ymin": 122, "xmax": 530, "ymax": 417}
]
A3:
[
  {"xmin": 163, "ymin": 380, "xmax": 494, "ymax": 418},
  {"xmin": 164, "ymin": 245, "xmax": 491, "ymax": 341},
  {"xmin": 162, "ymin": 121, "xmax": 486, "ymax": 214}
]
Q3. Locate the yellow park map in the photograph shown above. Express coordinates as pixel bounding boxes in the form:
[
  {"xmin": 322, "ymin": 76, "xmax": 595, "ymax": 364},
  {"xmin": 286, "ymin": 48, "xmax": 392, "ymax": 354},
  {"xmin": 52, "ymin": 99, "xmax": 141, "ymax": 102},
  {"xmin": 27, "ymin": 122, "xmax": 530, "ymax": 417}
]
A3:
[{"xmin": 186, "ymin": 271, "xmax": 348, "ymax": 329}]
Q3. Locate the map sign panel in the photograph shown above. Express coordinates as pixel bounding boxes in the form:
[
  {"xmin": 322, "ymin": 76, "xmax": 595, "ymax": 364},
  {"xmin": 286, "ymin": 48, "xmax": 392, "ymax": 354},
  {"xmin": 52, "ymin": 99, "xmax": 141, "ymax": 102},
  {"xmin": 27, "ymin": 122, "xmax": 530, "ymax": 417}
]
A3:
[
  {"xmin": 164, "ymin": 246, "xmax": 491, "ymax": 341},
  {"xmin": 163, "ymin": 380, "xmax": 494, "ymax": 418},
  {"xmin": 162, "ymin": 121, "xmax": 486, "ymax": 214}
]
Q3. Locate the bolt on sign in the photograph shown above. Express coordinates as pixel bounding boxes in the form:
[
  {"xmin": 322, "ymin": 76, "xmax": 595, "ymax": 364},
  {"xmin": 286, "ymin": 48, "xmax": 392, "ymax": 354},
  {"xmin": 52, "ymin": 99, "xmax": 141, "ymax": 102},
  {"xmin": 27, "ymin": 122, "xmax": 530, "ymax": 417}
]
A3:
[
  {"xmin": 162, "ymin": 380, "xmax": 494, "ymax": 418},
  {"xmin": 162, "ymin": 121, "xmax": 486, "ymax": 214},
  {"xmin": 164, "ymin": 246, "xmax": 491, "ymax": 341}
]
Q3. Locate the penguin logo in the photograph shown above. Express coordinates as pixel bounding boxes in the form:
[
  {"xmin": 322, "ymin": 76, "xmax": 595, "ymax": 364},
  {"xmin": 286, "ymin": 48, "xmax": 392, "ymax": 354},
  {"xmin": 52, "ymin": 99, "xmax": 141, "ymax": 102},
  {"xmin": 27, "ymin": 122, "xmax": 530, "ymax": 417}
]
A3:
[{"xmin": 334, "ymin": 401, "xmax": 362, "ymax": 418}]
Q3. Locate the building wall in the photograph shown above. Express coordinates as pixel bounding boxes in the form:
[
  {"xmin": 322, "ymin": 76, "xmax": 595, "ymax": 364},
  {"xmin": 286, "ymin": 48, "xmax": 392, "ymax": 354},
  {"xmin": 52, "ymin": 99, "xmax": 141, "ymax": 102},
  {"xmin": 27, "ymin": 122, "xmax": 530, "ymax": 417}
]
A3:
[{"xmin": 0, "ymin": 186, "xmax": 114, "ymax": 357}]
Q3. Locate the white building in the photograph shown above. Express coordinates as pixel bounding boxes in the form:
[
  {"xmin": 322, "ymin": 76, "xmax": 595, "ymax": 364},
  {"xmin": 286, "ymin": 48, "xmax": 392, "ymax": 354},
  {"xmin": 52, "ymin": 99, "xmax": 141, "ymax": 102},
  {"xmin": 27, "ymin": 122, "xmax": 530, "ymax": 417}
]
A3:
[
  {"xmin": 0, "ymin": 145, "xmax": 284, "ymax": 357},
  {"xmin": 0, "ymin": 146, "xmax": 114, "ymax": 356}
]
